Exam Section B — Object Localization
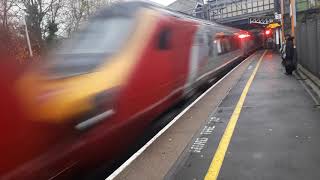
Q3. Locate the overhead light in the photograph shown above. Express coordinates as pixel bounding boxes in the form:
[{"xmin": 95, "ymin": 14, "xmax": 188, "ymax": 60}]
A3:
[
  {"xmin": 238, "ymin": 34, "xmax": 250, "ymax": 39},
  {"xmin": 265, "ymin": 29, "xmax": 271, "ymax": 35}
]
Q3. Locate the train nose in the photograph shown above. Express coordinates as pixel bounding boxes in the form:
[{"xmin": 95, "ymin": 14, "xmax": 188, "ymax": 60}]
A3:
[
  {"xmin": 36, "ymin": 88, "xmax": 66, "ymax": 104},
  {"xmin": 74, "ymin": 88, "xmax": 119, "ymax": 131},
  {"xmin": 16, "ymin": 71, "xmax": 118, "ymax": 126}
]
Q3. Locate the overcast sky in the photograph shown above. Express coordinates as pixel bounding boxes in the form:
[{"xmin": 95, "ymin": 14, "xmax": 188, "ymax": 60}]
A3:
[{"xmin": 148, "ymin": 0, "xmax": 177, "ymax": 6}]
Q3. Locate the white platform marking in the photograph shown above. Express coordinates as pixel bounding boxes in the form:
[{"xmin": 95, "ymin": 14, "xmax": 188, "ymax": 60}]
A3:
[
  {"xmin": 190, "ymin": 137, "xmax": 208, "ymax": 153},
  {"xmin": 200, "ymin": 126, "xmax": 216, "ymax": 135}
]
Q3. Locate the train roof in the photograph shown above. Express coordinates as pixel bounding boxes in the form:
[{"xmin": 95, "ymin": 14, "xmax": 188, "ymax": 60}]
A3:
[{"xmin": 96, "ymin": 1, "xmax": 243, "ymax": 34}]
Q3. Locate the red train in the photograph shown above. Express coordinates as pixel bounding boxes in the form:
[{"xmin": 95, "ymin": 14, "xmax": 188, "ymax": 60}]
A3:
[{"xmin": 2, "ymin": 1, "xmax": 260, "ymax": 179}]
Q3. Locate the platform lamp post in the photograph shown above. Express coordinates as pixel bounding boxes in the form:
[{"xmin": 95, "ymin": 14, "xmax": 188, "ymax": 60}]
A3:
[
  {"xmin": 23, "ymin": 15, "xmax": 33, "ymax": 58},
  {"xmin": 290, "ymin": 0, "xmax": 297, "ymax": 45},
  {"xmin": 280, "ymin": 0, "xmax": 285, "ymax": 45}
]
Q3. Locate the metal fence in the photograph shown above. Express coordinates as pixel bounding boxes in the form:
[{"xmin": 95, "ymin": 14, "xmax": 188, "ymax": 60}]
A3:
[
  {"xmin": 296, "ymin": 15, "xmax": 320, "ymax": 78},
  {"xmin": 208, "ymin": 0, "xmax": 275, "ymax": 21}
]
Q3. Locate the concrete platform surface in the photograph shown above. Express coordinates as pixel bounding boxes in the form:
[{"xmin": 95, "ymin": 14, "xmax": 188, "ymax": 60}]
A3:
[{"xmin": 112, "ymin": 50, "xmax": 320, "ymax": 180}]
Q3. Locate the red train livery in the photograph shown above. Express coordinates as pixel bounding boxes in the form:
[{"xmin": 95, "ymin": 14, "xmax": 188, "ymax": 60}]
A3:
[{"xmin": 2, "ymin": 1, "xmax": 260, "ymax": 179}]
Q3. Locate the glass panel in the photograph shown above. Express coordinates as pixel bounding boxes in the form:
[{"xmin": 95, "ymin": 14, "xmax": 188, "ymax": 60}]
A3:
[
  {"xmin": 237, "ymin": 2, "xmax": 242, "ymax": 10},
  {"xmin": 242, "ymin": 1, "xmax": 246, "ymax": 7},
  {"xmin": 232, "ymin": 4, "xmax": 236, "ymax": 11},
  {"xmin": 252, "ymin": 0, "xmax": 258, "ymax": 7},
  {"xmin": 217, "ymin": 40, "xmax": 222, "ymax": 54},
  {"xmin": 50, "ymin": 17, "xmax": 135, "ymax": 76},
  {"xmin": 227, "ymin": 6, "xmax": 232, "ymax": 12}
]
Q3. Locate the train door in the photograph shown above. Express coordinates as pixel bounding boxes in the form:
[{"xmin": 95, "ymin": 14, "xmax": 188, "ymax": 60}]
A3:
[
  {"xmin": 169, "ymin": 20, "xmax": 197, "ymax": 97},
  {"xmin": 183, "ymin": 25, "xmax": 211, "ymax": 94},
  {"xmin": 195, "ymin": 27, "xmax": 211, "ymax": 79},
  {"xmin": 213, "ymin": 34, "xmax": 235, "ymax": 67},
  {"xmin": 154, "ymin": 24, "xmax": 176, "ymax": 99},
  {"xmin": 119, "ymin": 18, "xmax": 175, "ymax": 124},
  {"xmin": 134, "ymin": 21, "xmax": 176, "ymax": 114}
]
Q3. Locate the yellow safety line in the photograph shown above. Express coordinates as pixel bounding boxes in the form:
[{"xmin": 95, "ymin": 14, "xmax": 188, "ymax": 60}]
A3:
[{"xmin": 204, "ymin": 50, "xmax": 267, "ymax": 180}]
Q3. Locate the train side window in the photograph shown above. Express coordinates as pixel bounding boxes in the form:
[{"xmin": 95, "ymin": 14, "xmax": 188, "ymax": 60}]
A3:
[
  {"xmin": 208, "ymin": 34, "xmax": 214, "ymax": 56},
  {"xmin": 224, "ymin": 38, "xmax": 232, "ymax": 52},
  {"xmin": 157, "ymin": 28, "xmax": 172, "ymax": 50},
  {"xmin": 218, "ymin": 36, "xmax": 234, "ymax": 55},
  {"xmin": 231, "ymin": 36, "xmax": 240, "ymax": 50},
  {"xmin": 194, "ymin": 33, "xmax": 203, "ymax": 46},
  {"xmin": 198, "ymin": 35, "xmax": 204, "ymax": 45},
  {"xmin": 216, "ymin": 39, "xmax": 222, "ymax": 54}
]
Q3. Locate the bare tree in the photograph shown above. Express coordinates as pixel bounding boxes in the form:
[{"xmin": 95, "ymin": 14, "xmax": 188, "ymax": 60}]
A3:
[
  {"xmin": 63, "ymin": 0, "xmax": 117, "ymax": 37},
  {"xmin": 0, "ymin": 0, "xmax": 15, "ymax": 29},
  {"xmin": 63, "ymin": 0, "xmax": 88, "ymax": 36},
  {"xmin": 46, "ymin": 0, "xmax": 63, "ymax": 45},
  {"xmin": 18, "ymin": 0, "xmax": 64, "ymax": 52}
]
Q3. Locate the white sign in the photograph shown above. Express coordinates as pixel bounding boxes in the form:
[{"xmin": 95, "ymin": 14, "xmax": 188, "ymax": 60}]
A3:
[{"xmin": 275, "ymin": 13, "xmax": 282, "ymax": 20}]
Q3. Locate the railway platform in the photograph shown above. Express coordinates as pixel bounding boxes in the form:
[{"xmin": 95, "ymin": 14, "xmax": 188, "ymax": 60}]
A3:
[{"xmin": 108, "ymin": 50, "xmax": 320, "ymax": 180}]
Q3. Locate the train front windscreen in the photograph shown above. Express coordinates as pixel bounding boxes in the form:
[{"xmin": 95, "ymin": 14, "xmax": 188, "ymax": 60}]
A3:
[{"xmin": 47, "ymin": 17, "xmax": 136, "ymax": 79}]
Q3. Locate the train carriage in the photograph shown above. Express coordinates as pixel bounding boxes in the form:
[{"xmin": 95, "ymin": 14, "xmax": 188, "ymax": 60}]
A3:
[{"xmin": 4, "ymin": 1, "xmax": 261, "ymax": 179}]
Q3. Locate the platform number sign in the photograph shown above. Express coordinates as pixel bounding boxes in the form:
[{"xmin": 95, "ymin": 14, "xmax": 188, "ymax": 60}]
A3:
[{"xmin": 249, "ymin": 17, "xmax": 274, "ymax": 25}]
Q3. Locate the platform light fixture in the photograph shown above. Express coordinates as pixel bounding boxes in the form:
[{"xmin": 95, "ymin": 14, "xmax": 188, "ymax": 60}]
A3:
[{"xmin": 265, "ymin": 29, "xmax": 271, "ymax": 35}]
